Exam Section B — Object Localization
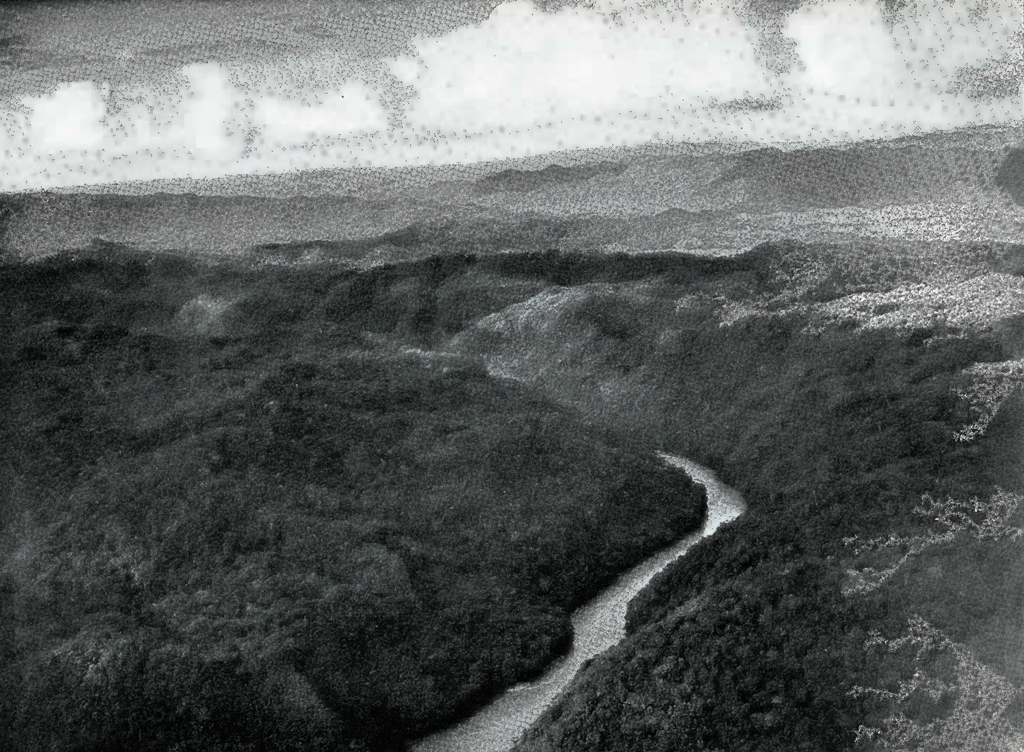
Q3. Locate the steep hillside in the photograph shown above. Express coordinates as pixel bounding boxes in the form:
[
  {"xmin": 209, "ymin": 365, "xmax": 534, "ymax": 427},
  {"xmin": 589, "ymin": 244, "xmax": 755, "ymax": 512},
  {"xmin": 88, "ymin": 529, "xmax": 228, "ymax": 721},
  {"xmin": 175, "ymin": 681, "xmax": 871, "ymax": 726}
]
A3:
[
  {"xmin": 0, "ymin": 251, "xmax": 705, "ymax": 752},
  {"xmin": 2, "ymin": 214, "xmax": 1023, "ymax": 752},
  {"xmin": 443, "ymin": 241, "xmax": 1024, "ymax": 752}
]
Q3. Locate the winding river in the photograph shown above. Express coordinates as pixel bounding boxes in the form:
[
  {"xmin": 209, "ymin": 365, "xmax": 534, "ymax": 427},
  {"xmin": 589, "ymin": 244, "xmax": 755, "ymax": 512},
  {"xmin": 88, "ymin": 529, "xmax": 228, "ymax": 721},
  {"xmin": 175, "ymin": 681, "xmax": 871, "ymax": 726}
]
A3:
[{"xmin": 411, "ymin": 453, "xmax": 747, "ymax": 752}]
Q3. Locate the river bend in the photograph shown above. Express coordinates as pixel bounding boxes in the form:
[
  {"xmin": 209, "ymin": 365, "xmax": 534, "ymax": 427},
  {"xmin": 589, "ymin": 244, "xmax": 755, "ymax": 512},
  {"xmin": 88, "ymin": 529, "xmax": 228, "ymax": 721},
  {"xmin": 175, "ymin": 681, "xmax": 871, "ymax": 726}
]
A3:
[{"xmin": 411, "ymin": 453, "xmax": 746, "ymax": 752}]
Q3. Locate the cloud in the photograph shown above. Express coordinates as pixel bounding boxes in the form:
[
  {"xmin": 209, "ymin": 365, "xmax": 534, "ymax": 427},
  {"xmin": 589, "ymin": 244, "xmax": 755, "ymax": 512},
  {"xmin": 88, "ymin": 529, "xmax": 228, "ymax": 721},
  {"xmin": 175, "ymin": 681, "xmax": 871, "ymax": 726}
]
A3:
[
  {"xmin": 401, "ymin": 1, "xmax": 774, "ymax": 134},
  {"xmin": 94, "ymin": 61, "xmax": 387, "ymax": 160},
  {"xmin": 24, "ymin": 81, "xmax": 107, "ymax": 152},
  {"xmin": 396, "ymin": 0, "xmax": 1021, "ymax": 143},
  {"xmin": 0, "ymin": 0, "xmax": 1020, "ymax": 192},
  {"xmin": 179, "ymin": 63, "xmax": 239, "ymax": 157},
  {"xmin": 256, "ymin": 84, "xmax": 387, "ymax": 147},
  {"xmin": 98, "ymin": 63, "xmax": 249, "ymax": 159},
  {"xmin": 387, "ymin": 55, "xmax": 422, "ymax": 87},
  {"xmin": 781, "ymin": 0, "xmax": 1022, "ymax": 138},
  {"xmin": 788, "ymin": 2, "xmax": 902, "ymax": 97},
  {"xmin": 0, "ymin": 108, "xmax": 29, "ymax": 154}
]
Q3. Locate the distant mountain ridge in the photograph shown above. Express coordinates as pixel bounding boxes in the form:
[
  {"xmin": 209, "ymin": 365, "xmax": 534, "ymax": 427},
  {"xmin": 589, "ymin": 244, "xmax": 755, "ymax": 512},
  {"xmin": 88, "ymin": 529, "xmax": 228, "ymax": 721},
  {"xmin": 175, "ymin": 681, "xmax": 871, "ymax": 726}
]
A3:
[
  {"xmin": 478, "ymin": 161, "xmax": 629, "ymax": 193},
  {"xmin": 2, "ymin": 124, "xmax": 1021, "ymax": 260}
]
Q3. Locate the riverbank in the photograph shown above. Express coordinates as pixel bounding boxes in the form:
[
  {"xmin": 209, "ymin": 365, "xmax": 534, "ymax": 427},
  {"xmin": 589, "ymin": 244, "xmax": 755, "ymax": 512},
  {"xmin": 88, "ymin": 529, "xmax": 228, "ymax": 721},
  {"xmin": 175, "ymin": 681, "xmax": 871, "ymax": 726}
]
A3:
[
  {"xmin": 411, "ymin": 454, "xmax": 745, "ymax": 752},
  {"xmin": 0, "ymin": 251, "xmax": 707, "ymax": 752},
  {"xmin": 454, "ymin": 242, "xmax": 1024, "ymax": 752},
  {"xmin": 3, "ymin": 236, "xmax": 1021, "ymax": 751}
]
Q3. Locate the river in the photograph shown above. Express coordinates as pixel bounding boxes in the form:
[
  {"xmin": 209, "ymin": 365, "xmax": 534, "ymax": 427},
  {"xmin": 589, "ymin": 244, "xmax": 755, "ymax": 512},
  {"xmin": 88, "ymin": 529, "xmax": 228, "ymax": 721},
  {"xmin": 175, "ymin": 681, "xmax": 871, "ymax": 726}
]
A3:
[{"xmin": 410, "ymin": 452, "xmax": 747, "ymax": 752}]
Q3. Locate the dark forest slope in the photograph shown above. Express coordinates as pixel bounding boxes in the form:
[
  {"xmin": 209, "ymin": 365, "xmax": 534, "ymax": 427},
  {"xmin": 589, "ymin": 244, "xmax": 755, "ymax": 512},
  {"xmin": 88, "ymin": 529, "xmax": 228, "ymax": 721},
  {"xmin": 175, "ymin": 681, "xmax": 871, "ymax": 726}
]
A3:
[
  {"xmin": 0, "ymin": 251, "xmax": 705, "ymax": 752},
  {"xmin": 447, "ymin": 241, "xmax": 1024, "ymax": 752},
  {"xmin": 2, "ymin": 233, "xmax": 1023, "ymax": 752}
]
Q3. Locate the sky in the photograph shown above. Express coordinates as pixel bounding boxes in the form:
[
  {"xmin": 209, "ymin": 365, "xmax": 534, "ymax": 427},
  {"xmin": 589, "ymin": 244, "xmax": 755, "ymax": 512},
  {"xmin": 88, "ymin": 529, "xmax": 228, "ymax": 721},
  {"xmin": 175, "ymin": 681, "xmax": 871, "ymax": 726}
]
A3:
[{"xmin": 0, "ymin": 0, "xmax": 1020, "ymax": 192}]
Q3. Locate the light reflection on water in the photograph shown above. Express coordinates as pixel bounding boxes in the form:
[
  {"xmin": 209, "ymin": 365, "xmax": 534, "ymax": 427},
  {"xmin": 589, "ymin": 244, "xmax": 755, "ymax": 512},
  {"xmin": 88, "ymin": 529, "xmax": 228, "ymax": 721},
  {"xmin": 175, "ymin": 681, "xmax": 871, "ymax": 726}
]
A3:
[{"xmin": 410, "ymin": 452, "xmax": 746, "ymax": 752}]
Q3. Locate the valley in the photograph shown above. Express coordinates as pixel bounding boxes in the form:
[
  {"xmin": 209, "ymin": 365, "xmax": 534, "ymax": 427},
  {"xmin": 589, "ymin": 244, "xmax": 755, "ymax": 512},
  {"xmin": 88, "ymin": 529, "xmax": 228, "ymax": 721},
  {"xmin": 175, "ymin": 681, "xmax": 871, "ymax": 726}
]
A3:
[
  {"xmin": 412, "ymin": 455, "xmax": 745, "ymax": 752},
  {"xmin": 1, "ymin": 126, "xmax": 1023, "ymax": 751}
]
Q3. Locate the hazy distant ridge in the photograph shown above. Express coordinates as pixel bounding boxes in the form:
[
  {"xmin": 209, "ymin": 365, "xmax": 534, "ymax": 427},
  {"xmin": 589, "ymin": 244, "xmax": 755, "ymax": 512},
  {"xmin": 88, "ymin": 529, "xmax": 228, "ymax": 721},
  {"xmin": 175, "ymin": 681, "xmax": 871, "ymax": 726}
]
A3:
[{"xmin": 2, "ymin": 125, "xmax": 1021, "ymax": 260}]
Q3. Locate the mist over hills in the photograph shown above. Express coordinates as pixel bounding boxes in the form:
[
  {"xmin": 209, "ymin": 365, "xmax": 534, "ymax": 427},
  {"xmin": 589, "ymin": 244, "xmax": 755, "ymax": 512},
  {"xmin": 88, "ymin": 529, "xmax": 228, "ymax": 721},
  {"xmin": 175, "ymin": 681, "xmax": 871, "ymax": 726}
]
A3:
[{"xmin": 2, "ymin": 124, "xmax": 1022, "ymax": 261}]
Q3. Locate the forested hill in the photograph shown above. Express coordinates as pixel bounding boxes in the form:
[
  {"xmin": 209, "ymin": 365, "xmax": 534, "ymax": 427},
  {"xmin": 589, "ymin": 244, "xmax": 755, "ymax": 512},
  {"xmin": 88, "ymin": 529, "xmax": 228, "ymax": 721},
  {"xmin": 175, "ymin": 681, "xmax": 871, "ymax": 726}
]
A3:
[
  {"xmin": 2, "ymin": 232, "xmax": 1024, "ymax": 751},
  {"xmin": 0, "ymin": 249, "xmax": 705, "ymax": 751},
  {"xmin": 448, "ymin": 239, "xmax": 1024, "ymax": 752}
]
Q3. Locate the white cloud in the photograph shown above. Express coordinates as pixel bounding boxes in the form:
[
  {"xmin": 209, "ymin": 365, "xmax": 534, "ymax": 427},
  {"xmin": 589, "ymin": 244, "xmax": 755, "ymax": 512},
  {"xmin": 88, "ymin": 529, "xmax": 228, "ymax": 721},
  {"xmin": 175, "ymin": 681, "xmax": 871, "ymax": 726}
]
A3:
[
  {"xmin": 788, "ymin": 3, "xmax": 900, "ymax": 97},
  {"xmin": 24, "ymin": 81, "xmax": 108, "ymax": 152},
  {"xmin": 388, "ymin": 56, "xmax": 423, "ymax": 86},
  {"xmin": 1, "ymin": 0, "xmax": 1020, "ymax": 192},
  {"xmin": 784, "ymin": 0, "xmax": 1022, "ymax": 137},
  {"xmin": 98, "ymin": 64, "xmax": 247, "ymax": 159},
  {"xmin": 403, "ymin": 1, "xmax": 773, "ymax": 133},
  {"xmin": 256, "ymin": 84, "xmax": 386, "ymax": 147},
  {"xmin": 0, "ymin": 110, "xmax": 29, "ymax": 155},
  {"xmin": 179, "ymin": 63, "xmax": 241, "ymax": 158}
]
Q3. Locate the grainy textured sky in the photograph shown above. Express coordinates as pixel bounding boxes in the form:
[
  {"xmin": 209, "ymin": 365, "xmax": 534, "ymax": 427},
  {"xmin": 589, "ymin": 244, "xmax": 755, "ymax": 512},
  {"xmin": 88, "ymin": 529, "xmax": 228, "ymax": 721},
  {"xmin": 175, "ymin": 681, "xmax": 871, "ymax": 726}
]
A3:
[{"xmin": 0, "ymin": 0, "xmax": 1020, "ymax": 191}]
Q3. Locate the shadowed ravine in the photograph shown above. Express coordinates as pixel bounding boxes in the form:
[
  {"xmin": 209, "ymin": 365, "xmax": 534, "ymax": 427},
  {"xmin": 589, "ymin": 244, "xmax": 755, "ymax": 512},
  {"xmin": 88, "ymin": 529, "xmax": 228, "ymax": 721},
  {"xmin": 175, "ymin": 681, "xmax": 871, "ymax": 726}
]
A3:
[{"xmin": 411, "ymin": 453, "xmax": 747, "ymax": 752}]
